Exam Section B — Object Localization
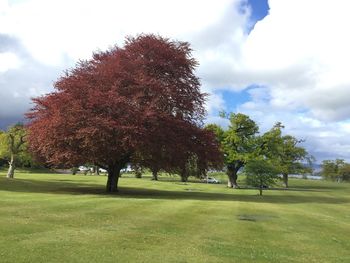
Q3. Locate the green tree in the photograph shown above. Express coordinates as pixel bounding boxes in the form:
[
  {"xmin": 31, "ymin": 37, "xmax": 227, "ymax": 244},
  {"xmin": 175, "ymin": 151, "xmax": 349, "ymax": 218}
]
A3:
[
  {"xmin": 245, "ymin": 159, "xmax": 279, "ymax": 196},
  {"xmin": 0, "ymin": 124, "xmax": 27, "ymax": 178},
  {"xmin": 339, "ymin": 163, "xmax": 350, "ymax": 181},
  {"xmin": 133, "ymin": 164, "xmax": 143, "ymax": 179},
  {"xmin": 0, "ymin": 130, "xmax": 5, "ymax": 166},
  {"xmin": 261, "ymin": 123, "xmax": 312, "ymax": 188},
  {"xmin": 321, "ymin": 159, "xmax": 350, "ymax": 182},
  {"xmin": 207, "ymin": 113, "xmax": 259, "ymax": 188},
  {"xmin": 178, "ymin": 154, "xmax": 204, "ymax": 182}
]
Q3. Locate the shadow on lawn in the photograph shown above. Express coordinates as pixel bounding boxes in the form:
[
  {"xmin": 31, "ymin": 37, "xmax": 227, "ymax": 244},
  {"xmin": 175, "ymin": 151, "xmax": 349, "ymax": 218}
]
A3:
[
  {"xmin": 117, "ymin": 187, "xmax": 350, "ymax": 204},
  {"xmin": 1, "ymin": 177, "xmax": 349, "ymax": 205},
  {"xmin": 290, "ymin": 184, "xmax": 349, "ymax": 190}
]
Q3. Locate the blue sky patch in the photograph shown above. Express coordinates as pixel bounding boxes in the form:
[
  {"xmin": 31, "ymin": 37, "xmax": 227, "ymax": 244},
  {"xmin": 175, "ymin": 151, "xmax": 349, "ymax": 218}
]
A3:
[
  {"xmin": 221, "ymin": 89, "xmax": 251, "ymax": 112},
  {"xmin": 247, "ymin": 0, "xmax": 269, "ymax": 22},
  {"xmin": 244, "ymin": 0, "xmax": 269, "ymax": 33}
]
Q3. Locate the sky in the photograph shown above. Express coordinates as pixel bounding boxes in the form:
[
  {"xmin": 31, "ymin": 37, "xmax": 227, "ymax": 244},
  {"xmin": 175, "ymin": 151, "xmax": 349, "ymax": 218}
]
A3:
[{"xmin": 1, "ymin": 0, "xmax": 350, "ymax": 162}]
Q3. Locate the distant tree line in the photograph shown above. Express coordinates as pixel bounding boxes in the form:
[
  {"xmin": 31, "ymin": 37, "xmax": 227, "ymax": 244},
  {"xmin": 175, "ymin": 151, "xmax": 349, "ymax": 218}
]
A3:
[{"xmin": 321, "ymin": 159, "xmax": 350, "ymax": 182}]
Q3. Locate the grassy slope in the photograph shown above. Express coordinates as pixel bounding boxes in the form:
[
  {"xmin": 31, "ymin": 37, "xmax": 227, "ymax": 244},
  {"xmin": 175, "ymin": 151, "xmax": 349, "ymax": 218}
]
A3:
[{"xmin": 0, "ymin": 170, "xmax": 349, "ymax": 263}]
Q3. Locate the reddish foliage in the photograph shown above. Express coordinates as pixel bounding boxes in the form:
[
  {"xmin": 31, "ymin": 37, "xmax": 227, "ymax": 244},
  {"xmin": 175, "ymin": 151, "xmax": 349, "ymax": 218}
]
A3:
[
  {"xmin": 136, "ymin": 117, "xmax": 223, "ymax": 179},
  {"xmin": 26, "ymin": 34, "xmax": 222, "ymax": 192}
]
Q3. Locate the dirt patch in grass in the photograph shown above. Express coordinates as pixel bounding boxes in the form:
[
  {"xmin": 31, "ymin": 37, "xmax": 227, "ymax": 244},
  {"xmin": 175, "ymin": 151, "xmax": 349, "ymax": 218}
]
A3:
[{"xmin": 237, "ymin": 214, "xmax": 279, "ymax": 222}]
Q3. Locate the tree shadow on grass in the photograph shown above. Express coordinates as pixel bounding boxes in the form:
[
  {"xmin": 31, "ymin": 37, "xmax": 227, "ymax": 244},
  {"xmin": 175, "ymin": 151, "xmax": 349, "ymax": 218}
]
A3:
[
  {"xmin": 117, "ymin": 187, "xmax": 350, "ymax": 204},
  {"xmin": 290, "ymin": 184, "xmax": 349, "ymax": 190},
  {"xmin": 154, "ymin": 178, "xmax": 346, "ymax": 191},
  {"xmin": 0, "ymin": 177, "xmax": 349, "ymax": 205}
]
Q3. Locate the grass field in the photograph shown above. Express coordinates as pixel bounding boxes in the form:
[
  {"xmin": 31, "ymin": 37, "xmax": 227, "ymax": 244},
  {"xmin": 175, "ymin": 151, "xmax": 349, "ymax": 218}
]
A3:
[{"xmin": 0, "ymin": 169, "xmax": 349, "ymax": 263}]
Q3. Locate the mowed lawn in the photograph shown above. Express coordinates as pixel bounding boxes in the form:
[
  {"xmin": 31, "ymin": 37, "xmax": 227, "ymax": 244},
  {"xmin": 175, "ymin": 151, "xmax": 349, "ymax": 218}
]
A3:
[{"xmin": 0, "ymin": 170, "xmax": 349, "ymax": 263}]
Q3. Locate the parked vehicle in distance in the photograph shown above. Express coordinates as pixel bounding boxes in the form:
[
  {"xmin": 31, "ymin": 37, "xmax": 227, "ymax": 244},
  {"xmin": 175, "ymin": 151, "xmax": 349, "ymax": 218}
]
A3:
[
  {"xmin": 121, "ymin": 165, "xmax": 133, "ymax": 173},
  {"xmin": 78, "ymin": 166, "xmax": 90, "ymax": 172},
  {"xmin": 99, "ymin": 168, "xmax": 107, "ymax": 173},
  {"xmin": 203, "ymin": 177, "xmax": 220, "ymax": 184},
  {"xmin": 78, "ymin": 166, "xmax": 107, "ymax": 173}
]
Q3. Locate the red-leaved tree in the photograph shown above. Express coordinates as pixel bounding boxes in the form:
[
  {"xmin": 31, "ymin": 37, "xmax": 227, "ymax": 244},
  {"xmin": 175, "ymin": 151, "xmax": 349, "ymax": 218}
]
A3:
[
  {"xmin": 135, "ymin": 116, "xmax": 222, "ymax": 181},
  {"xmin": 27, "ymin": 34, "xmax": 221, "ymax": 192}
]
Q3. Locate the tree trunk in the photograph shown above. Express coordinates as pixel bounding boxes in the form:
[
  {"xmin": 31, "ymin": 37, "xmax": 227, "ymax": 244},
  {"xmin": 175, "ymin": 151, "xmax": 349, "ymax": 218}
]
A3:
[
  {"xmin": 135, "ymin": 167, "xmax": 142, "ymax": 178},
  {"xmin": 259, "ymin": 187, "xmax": 263, "ymax": 196},
  {"xmin": 6, "ymin": 154, "xmax": 15, "ymax": 179},
  {"xmin": 151, "ymin": 169, "xmax": 158, "ymax": 181},
  {"xmin": 106, "ymin": 167, "xmax": 121, "ymax": 193},
  {"xmin": 180, "ymin": 168, "xmax": 188, "ymax": 182},
  {"xmin": 96, "ymin": 166, "xmax": 100, "ymax": 175},
  {"xmin": 283, "ymin": 173, "xmax": 288, "ymax": 188},
  {"xmin": 227, "ymin": 168, "xmax": 238, "ymax": 188}
]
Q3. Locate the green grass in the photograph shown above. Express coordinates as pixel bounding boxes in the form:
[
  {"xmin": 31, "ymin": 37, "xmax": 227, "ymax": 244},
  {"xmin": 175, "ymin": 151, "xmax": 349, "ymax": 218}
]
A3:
[{"xmin": 0, "ymin": 169, "xmax": 349, "ymax": 263}]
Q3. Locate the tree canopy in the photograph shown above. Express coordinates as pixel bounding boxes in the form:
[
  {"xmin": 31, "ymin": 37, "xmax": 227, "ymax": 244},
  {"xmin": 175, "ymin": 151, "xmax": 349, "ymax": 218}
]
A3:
[
  {"xmin": 206, "ymin": 112, "xmax": 259, "ymax": 188},
  {"xmin": 321, "ymin": 159, "xmax": 350, "ymax": 182},
  {"xmin": 27, "ymin": 34, "xmax": 221, "ymax": 192},
  {"xmin": 261, "ymin": 123, "xmax": 312, "ymax": 187},
  {"xmin": 245, "ymin": 159, "xmax": 279, "ymax": 196},
  {"xmin": 0, "ymin": 124, "xmax": 28, "ymax": 178},
  {"xmin": 207, "ymin": 114, "xmax": 312, "ymax": 189}
]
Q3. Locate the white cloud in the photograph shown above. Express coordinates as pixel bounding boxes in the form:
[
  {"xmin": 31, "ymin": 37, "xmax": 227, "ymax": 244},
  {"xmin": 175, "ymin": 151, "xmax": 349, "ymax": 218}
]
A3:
[
  {"xmin": 237, "ymin": 0, "xmax": 350, "ymax": 122},
  {"xmin": 204, "ymin": 91, "xmax": 226, "ymax": 115},
  {"xmin": 0, "ymin": 52, "xmax": 20, "ymax": 72},
  {"xmin": 0, "ymin": 0, "xmax": 238, "ymax": 65}
]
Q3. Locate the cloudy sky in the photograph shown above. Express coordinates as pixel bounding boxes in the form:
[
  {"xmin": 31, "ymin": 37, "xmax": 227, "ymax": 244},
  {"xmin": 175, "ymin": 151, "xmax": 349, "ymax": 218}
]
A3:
[{"xmin": 1, "ymin": 0, "xmax": 350, "ymax": 162}]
